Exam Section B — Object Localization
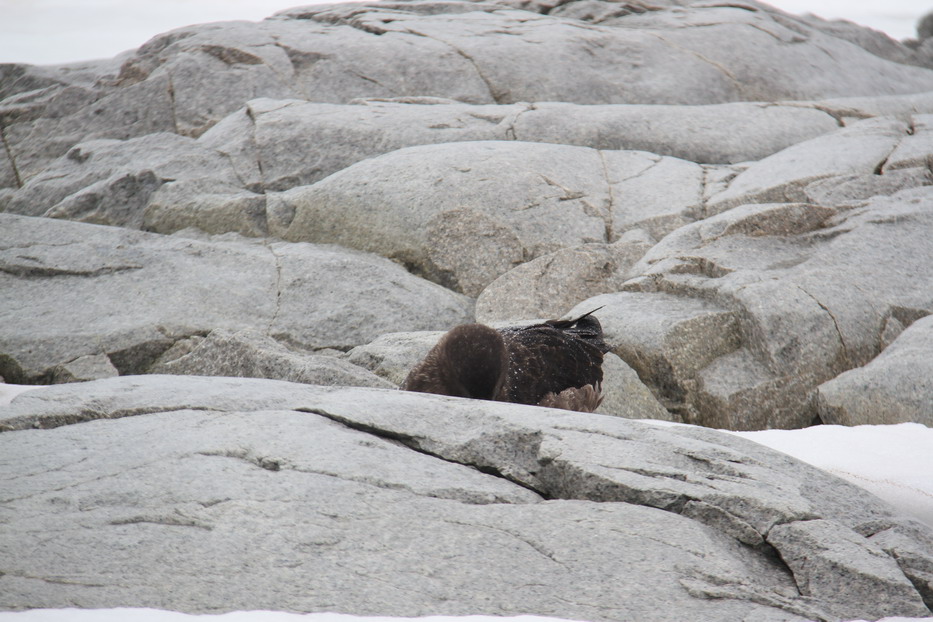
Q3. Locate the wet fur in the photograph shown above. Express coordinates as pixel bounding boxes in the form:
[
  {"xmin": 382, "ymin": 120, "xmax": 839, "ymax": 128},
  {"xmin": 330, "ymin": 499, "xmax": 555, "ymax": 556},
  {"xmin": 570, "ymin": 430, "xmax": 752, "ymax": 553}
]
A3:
[{"xmin": 401, "ymin": 310, "xmax": 609, "ymax": 412}]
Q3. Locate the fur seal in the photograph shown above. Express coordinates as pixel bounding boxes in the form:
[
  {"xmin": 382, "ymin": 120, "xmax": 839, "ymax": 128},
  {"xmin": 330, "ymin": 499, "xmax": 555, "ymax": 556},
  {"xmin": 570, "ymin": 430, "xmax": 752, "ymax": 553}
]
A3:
[{"xmin": 401, "ymin": 309, "xmax": 610, "ymax": 412}]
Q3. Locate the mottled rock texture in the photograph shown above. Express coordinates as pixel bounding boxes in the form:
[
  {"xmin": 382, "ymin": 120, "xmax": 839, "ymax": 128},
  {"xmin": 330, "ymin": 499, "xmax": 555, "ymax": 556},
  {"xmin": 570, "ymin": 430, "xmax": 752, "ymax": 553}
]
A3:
[
  {"xmin": 1, "ymin": 376, "xmax": 931, "ymax": 620},
  {"xmin": 3, "ymin": 1, "xmax": 933, "ymax": 619}
]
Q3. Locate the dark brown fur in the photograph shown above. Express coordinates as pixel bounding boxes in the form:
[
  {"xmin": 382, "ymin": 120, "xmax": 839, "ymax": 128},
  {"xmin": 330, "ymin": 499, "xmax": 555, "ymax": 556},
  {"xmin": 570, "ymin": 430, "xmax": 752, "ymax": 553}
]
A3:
[{"xmin": 401, "ymin": 310, "xmax": 610, "ymax": 412}]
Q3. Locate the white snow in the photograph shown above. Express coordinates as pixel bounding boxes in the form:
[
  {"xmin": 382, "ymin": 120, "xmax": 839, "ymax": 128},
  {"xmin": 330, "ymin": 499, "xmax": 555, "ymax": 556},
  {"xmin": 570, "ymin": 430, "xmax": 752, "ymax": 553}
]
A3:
[
  {"xmin": 0, "ymin": 0, "xmax": 927, "ymax": 65},
  {"xmin": 0, "ymin": 384, "xmax": 39, "ymax": 406},
  {"xmin": 731, "ymin": 423, "xmax": 933, "ymax": 529}
]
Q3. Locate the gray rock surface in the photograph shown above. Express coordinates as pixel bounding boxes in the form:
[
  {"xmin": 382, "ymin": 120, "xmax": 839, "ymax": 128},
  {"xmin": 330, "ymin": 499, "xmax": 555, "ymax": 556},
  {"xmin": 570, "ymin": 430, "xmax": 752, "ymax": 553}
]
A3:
[
  {"xmin": 5, "ymin": 0, "xmax": 933, "ymax": 191},
  {"xmin": 1, "ymin": 375, "xmax": 930, "ymax": 620},
  {"xmin": 149, "ymin": 328, "xmax": 395, "ymax": 389},
  {"xmin": 570, "ymin": 189, "xmax": 933, "ymax": 429},
  {"xmin": 0, "ymin": 214, "xmax": 472, "ymax": 383},
  {"xmin": 474, "ymin": 231, "xmax": 654, "ymax": 323},
  {"xmin": 707, "ymin": 116, "xmax": 914, "ymax": 214},
  {"xmin": 4, "ymin": 2, "xmax": 933, "ymax": 619},
  {"xmin": 277, "ymin": 141, "xmax": 708, "ymax": 293},
  {"xmin": 0, "ymin": 133, "xmax": 242, "ymax": 228},
  {"xmin": 195, "ymin": 97, "xmax": 841, "ymax": 191},
  {"xmin": 817, "ymin": 314, "xmax": 933, "ymax": 426}
]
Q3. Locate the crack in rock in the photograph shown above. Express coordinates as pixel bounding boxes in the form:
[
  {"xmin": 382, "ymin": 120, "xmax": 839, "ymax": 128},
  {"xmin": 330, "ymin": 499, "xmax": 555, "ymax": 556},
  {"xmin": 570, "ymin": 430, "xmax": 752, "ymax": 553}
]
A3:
[
  {"xmin": 262, "ymin": 242, "xmax": 285, "ymax": 333},
  {"xmin": 400, "ymin": 25, "xmax": 502, "ymax": 104},
  {"xmin": 0, "ymin": 122, "xmax": 23, "ymax": 188},
  {"xmin": 110, "ymin": 511, "xmax": 213, "ymax": 531},
  {"xmin": 795, "ymin": 284, "xmax": 851, "ymax": 366},
  {"xmin": 875, "ymin": 119, "xmax": 914, "ymax": 175},
  {"xmin": 500, "ymin": 102, "xmax": 535, "ymax": 140},
  {"xmin": 538, "ymin": 174, "xmax": 585, "ymax": 201},
  {"xmin": 597, "ymin": 150, "xmax": 617, "ymax": 242},
  {"xmin": 166, "ymin": 71, "xmax": 179, "ymax": 135},
  {"xmin": 440, "ymin": 518, "xmax": 570, "ymax": 570},
  {"xmin": 647, "ymin": 32, "xmax": 744, "ymax": 96},
  {"xmin": 297, "ymin": 406, "xmax": 549, "ymax": 498},
  {"xmin": 244, "ymin": 102, "xmax": 269, "ymax": 192},
  {"xmin": 196, "ymin": 447, "xmax": 492, "ymax": 502},
  {"xmin": 0, "ymin": 406, "xmax": 225, "ymax": 433},
  {"xmin": 2, "ymin": 571, "xmax": 111, "ymax": 589}
]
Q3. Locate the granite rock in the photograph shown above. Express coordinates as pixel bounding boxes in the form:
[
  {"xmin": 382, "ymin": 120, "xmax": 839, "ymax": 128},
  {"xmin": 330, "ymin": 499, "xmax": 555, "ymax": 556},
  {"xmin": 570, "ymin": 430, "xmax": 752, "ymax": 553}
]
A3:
[
  {"xmin": 474, "ymin": 231, "xmax": 654, "ymax": 323},
  {"xmin": 5, "ymin": 0, "xmax": 933, "ymax": 191},
  {"xmin": 571, "ymin": 188, "xmax": 933, "ymax": 429},
  {"xmin": 817, "ymin": 314, "xmax": 933, "ymax": 426},
  {"xmin": 149, "ymin": 328, "xmax": 395, "ymax": 389},
  {"xmin": 0, "ymin": 375, "xmax": 929, "ymax": 619},
  {"xmin": 0, "ymin": 214, "xmax": 472, "ymax": 383},
  {"xmin": 277, "ymin": 141, "xmax": 707, "ymax": 293}
]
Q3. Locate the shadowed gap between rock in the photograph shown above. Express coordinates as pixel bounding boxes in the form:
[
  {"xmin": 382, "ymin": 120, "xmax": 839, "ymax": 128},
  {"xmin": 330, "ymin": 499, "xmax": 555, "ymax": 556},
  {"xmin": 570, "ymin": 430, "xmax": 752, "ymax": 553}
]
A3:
[
  {"xmin": 297, "ymin": 406, "xmax": 552, "ymax": 499},
  {"xmin": 166, "ymin": 72, "xmax": 180, "ymax": 135},
  {"xmin": 875, "ymin": 121, "xmax": 913, "ymax": 175},
  {"xmin": 0, "ymin": 406, "xmax": 226, "ymax": 433},
  {"xmin": 0, "ymin": 123, "xmax": 23, "ymax": 188}
]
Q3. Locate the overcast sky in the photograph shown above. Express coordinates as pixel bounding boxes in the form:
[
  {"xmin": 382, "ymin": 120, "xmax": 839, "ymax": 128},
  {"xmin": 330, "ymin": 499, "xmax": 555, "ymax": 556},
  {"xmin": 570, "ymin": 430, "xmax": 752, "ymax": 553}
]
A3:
[{"xmin": 0, "ymin": 0, "xmax": 928, "ymax": 66}]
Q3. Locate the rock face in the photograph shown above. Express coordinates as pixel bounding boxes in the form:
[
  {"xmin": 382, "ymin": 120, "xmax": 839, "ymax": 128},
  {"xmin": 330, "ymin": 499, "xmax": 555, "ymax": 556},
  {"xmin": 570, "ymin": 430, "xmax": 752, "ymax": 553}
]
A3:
[
  {"xmin": 0, "ymin": 214, "xmax": 472, "ymax": 383},
  {"xmin": 569, "ymin": 189, "xmax": 933, "ymax": 429},
  {"xmin": 149, "ymin": 328, "xmax": 395, "ymax": 390},
  {"xmin": 1, "ymin": 375, "xmax": 931, "ymax": 620},
  {"xmin": 3, "ymin": 1, "xmax": 933, "ymax": 619},
  {"xmin": 818, "ymin": 314, "xmax": 933, "ymax": 426}
]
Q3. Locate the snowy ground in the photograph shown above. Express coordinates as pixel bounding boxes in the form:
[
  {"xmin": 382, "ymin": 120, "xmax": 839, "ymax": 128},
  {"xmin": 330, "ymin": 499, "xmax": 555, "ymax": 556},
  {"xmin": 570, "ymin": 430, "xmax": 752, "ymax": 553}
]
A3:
[{"xmin": 0, "ymin": 0, "xmax": 928, "ymax": 65}]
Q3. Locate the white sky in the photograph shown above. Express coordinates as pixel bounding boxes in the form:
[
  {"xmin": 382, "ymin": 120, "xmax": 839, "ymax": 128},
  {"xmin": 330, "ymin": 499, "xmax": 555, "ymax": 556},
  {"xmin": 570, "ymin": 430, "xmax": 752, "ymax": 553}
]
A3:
[{"xmin": 0, "ymin": 0, "xmax": 929, "ymax": 65}]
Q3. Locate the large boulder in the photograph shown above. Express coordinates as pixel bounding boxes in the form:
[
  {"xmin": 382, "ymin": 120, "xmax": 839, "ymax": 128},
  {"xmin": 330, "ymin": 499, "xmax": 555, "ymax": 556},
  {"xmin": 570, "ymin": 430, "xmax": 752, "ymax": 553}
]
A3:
[
  {"xmin": 569, "ymin": 187, "xmax": 933, "ymax": 430},
  {"xmin": 5, "ymin": 0, "xmax": 933, "ymax": 190},
  {"xmin": 149, "ymin": 328, "xmax": 395, "ymax": 390},
  {"xmin": 817, "ymin": 314, "xmax": 933, "ymax": 426},
  {"xmin": 277, "ymin": 141, "xmax": 709, "ymax": 294},
  {"xmin": 196, "ymin": 97, "xmax": 841, "ymax": 192},
  {"xmin": 0, "ymin": 133, "xmax": 242, "ymax": 228},
  {"xmin": 0, "ymin": 375, "xmax": 930, "ymax": 620},
  {"xmin": 0, "ymin": 214, "xmax": 472, "ymax": 383},
  {"xmin": 474, "ymin": 230, "xmax": 655, "ymax": 322}
]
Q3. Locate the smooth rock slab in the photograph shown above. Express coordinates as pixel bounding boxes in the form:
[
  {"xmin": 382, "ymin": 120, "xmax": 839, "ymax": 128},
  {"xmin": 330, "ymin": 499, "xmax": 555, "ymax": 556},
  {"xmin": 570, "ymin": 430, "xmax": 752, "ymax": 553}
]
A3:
[
  {"xmin": 149, "ymin": 328, "xmax": 395, "ymax": 390},
  {"xmin": 707, "ymin": 117, "xmax": 910, "ymax": 213},
  {"xmin": 8, "ymin": 0, "xmax": 933, "ymax": 191},
  {"xmin": 0, "ymin": 133, "xmax": 242, "ymax": 228},
  {"xmin": 474, "ymin": 231, "xmax": 653, "ymax": 323},
  {"xmin": 817, "ymin": 314, "xmax": 933, "ymax": 426},
  {"xmin": 0, "ymin": 214, "xmax": 472, "ymax": 383},
  {"xmin": 197, "ymin": 97, "xmax": 842, "ymax": 193},
  {"xmin": 1, "ymin": 375, "xmax": 930, "ymax": 620},
  {"xmin": 278, "ymin": 141, "xmax": 705, "ymax": 293}
]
